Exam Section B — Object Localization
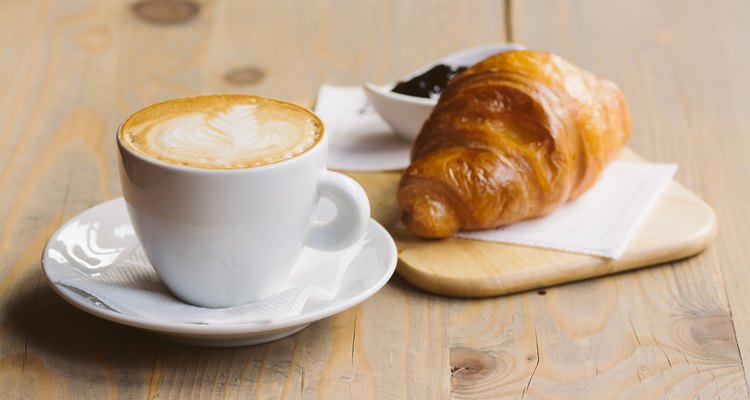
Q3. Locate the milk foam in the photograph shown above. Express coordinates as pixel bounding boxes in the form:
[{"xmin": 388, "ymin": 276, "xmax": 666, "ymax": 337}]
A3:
[{"xmin": 121, "ymin": 97, "xmax": 321, "ymax": 169}]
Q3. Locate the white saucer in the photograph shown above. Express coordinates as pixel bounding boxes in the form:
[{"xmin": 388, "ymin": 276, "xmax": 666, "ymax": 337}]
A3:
[{"xmin": 42, "ymin": 198, "xmax": 397, "ymax": 347}]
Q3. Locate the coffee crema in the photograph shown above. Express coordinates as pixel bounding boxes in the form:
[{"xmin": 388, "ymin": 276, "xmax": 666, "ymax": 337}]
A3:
[{"xmin": 119, "ymin": 95, "xmax": 322, "ymax": 169}]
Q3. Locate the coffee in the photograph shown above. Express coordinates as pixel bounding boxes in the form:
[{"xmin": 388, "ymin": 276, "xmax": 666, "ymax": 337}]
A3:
[
  {"xmin": 118, "ymin": 95, "xmax": 369, "ymax": 307},
  {"xmin": 119, "ymin": 95, "xmax": 322, "ymax": 169}
]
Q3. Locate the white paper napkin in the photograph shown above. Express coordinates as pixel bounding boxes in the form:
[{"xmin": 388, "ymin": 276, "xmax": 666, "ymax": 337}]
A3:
[
  {"xmin": 57, "ymin": 238, "xmax": 368, "ymax": 325},
  {"xmin": 454, "ymin": 162, "xmax": 677, "ymax": 258},
  {"xmin": 315, "ymin": 85, "xmax": 412, "ymax": 171}
]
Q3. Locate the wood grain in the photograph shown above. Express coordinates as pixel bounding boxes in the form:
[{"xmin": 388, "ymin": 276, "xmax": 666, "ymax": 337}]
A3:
[
  {"xmin": 513, "ymin": 0, "xmax": 750, "ymax": 396},
  {"xmin": 0, "ymin": 1, "xmax": 498, "ymax": 399},
  {"xmin": 353, "ymin": 0, "xmax": 750, "ymax": 395},
  {"xmin": 1, "ymin": 0, "xmax": 748, "ymax": 399}
]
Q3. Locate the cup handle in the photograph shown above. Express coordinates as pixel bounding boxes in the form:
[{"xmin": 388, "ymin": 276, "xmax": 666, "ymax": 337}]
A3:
[{"xmin": 306, "ymin": 171, "xmax": 371, "ymax": 251}]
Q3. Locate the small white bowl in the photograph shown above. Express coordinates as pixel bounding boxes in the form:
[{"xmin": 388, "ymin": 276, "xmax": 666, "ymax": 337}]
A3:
[{"xmin": 364, "ymin": 43, "xmax": 526, "ymax": 142}]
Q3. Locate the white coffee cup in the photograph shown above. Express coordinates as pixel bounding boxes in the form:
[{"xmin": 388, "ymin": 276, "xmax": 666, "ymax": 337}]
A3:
[{"xmin": 117, "ymin": 95, "xmax": 370, "ymax": 308}]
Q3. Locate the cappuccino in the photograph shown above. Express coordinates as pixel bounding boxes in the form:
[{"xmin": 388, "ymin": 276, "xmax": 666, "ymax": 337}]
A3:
[{"xmin": 119, "ymin": 95, "xmax": 322, "ymax": 169}]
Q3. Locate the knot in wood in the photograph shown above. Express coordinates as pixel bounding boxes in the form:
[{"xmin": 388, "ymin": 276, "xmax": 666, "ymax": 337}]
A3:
[
  {"xmin": 690, "ymin": 314, "xmax": 740, "ymax": 360},
  {"xmin": 132, "ymin": 0, "xmax": 200, "ymax": 24},
  {"xmin": 450, "ymin": 347, "xmax": 497, "ymax": 388},
  {"xmin": 224, "ymin": 67, "xmax": 266, "ymax": 86}
]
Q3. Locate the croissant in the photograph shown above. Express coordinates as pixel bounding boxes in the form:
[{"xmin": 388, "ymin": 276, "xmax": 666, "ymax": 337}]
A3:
[{"xmin": 397, "ymin": 50, "xmax": 631, "ymax": 238}]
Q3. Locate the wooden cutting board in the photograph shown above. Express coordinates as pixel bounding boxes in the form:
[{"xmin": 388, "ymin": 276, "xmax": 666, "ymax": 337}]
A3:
[{"xmin": 345, "ymin": 148, "xmax": 717, "ymax": 297}]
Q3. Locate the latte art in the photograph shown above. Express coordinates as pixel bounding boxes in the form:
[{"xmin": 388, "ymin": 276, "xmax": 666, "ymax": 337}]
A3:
[
  {"xmin": 152, "ymin": 104, "xmax": 314, "ymax": 167},
  {"xmin": 120, "ymin": 95, "xmax": 322, "ymax": 169}
]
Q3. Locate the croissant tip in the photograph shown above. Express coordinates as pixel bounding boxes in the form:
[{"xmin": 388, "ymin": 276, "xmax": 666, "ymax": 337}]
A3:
[{"xmin": 400, "ymin": 194, "xmax": 460, "ymax": 239}]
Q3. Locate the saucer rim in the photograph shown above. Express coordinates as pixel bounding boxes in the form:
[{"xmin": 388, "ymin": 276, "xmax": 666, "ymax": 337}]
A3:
[{"xmin": 41, "ymin": 197, "xmax": 397, "ymax": 337}]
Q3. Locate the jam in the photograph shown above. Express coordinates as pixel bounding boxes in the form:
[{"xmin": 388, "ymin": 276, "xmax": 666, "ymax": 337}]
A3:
[{"xmin": 391, "ymin": 64, "xmax": 467, "ymax": 99}]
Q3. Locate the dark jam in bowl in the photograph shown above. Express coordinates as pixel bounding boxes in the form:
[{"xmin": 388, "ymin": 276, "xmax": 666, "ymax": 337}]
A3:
[{"xmin": 391, "ymin": 64, "xmax": 467, "ymax": 99}]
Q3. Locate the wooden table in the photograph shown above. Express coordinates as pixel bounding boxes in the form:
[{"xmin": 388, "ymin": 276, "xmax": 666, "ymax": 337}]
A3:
[{"xmin": 2, "ymin": 1, "xmax": 749, "ymax": 398}]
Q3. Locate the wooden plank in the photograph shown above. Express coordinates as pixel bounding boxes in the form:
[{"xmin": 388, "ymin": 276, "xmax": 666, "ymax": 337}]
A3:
[
  {"xmin": 432, "ymin": 0, "xmax": 750, "ymax": 397},
  {"xmin": 0, "ymin": 0, "xmax": 505, "ymax": 399}
]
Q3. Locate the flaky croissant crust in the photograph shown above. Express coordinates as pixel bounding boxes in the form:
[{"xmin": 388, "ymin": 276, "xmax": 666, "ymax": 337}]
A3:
[{"xmin": 398, "ymin": 50, "xmax": 631, "ymax": 238}]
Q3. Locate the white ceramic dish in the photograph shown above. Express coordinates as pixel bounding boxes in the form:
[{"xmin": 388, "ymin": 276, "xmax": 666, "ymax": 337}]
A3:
[
  {"xmin": 42, "ymin": 198, "xmax": 397, "ymax": 347},
  {"xmin": 363, "ymin": 43, "xmax": 526, "ymax": 142}
]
